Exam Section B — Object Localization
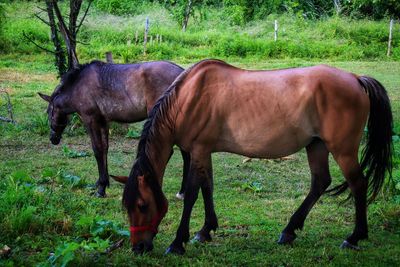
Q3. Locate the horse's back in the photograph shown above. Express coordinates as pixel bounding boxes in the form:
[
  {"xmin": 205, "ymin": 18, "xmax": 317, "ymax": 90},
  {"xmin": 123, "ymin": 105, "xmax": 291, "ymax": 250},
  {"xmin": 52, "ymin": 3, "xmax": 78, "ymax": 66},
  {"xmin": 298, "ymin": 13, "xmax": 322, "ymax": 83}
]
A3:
[
  {"xmin": 87, "ymin": 61, "xmax": 183, "ymax": 122},
  {"xmin": 174, "ymin": 61, "xmax": 369, "ymax": 158}
]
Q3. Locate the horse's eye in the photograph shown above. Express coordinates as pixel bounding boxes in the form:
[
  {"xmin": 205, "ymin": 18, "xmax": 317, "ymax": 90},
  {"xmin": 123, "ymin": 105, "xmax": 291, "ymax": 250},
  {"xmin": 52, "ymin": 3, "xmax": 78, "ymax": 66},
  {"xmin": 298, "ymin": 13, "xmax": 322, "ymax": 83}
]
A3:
[{"xmin": 138, "ymin": 203, "xmax": 148, "ymax": 213}]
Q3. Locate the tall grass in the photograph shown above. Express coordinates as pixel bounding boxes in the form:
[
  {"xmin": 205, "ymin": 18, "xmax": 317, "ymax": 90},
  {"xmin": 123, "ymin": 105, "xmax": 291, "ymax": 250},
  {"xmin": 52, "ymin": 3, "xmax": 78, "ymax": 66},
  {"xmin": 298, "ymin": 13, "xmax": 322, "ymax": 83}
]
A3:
[{"xmin": 1, "ymin": 2, "xmax": 399, "ymax": 62}]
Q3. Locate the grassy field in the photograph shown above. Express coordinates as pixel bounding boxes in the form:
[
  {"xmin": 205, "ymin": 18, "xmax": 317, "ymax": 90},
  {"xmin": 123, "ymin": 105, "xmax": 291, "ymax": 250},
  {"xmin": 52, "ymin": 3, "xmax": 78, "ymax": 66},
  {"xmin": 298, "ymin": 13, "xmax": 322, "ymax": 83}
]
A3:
[
  {"xmin": 0, "ymin": 55, "xmax": 399, "ymax": 266},
  {"xmin": 2, "ymin": 2, "xmax": 399, "ymax": 63}
]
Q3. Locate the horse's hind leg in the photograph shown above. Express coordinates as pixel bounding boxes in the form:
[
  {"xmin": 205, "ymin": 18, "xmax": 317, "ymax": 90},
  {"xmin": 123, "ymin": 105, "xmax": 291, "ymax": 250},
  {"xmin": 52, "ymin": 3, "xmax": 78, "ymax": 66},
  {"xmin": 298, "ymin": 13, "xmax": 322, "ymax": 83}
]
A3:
[
  {"xmin": 334, "ymin": 154, "xmax": 368, "ymax": 249},
  {"xmin": 278, "ymin": 138, "xmax": 331, "ymax": 245}
]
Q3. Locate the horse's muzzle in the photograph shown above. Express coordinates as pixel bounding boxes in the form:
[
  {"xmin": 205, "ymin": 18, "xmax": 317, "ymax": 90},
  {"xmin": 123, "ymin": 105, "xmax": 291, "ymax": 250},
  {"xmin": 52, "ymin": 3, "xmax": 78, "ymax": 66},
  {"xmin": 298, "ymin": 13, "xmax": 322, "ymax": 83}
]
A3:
[
  {"xmin": 50, "ymin": 130, "xmax": 61, "ymax": 145},
  {"xmin": 132, "ymin": 241, "xmax": 154, "ymax": 254}
]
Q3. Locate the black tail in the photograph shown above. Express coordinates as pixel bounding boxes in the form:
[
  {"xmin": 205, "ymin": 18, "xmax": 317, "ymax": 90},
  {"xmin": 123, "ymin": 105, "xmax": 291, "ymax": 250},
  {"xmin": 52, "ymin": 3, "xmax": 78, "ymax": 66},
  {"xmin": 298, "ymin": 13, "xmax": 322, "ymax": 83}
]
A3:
[{"xmin": 326, "ymin": 76, "xmax": 393, "ymax": 203}]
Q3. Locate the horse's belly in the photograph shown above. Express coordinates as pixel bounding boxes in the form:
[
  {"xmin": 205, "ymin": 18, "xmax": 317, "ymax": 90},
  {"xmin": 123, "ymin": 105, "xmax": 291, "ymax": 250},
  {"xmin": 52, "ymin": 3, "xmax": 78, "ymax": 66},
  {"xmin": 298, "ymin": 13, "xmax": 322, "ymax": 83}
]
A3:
[
  {"xmin": 215, "ymin": 127, "xmax": 315, "ymax": 159},
  {"xmin": 103, "ymin": 103, "xmax": 147, "ymax": 123}
]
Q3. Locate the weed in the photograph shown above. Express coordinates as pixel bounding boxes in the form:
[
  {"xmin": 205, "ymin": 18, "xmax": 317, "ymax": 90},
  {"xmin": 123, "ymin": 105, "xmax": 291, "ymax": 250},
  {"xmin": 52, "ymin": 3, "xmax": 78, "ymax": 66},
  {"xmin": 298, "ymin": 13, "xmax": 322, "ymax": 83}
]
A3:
[
  {"xmin": 30, "ymin": 114, "xmax": 49, "ymax": 136},
  {"xmin": 241, "ymin": 181, "xmax": 264, "ymax": 193},
  {"xmin": 125, "ymin": 128, "xmax": 141, "ymax": 139},
  {"xmin": 62, "ymin": 145, "xmax": 90, "ymax": 158}
]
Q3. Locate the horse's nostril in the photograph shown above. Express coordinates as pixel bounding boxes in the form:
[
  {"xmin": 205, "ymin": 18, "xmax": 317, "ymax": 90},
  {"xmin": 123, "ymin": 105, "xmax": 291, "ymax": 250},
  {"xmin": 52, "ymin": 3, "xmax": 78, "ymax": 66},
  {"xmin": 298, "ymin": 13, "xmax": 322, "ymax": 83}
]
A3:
[
  {"xmin": 50, "ymin": 137, "xmax": 61, "ymax": 145},
  {"xmin": 132, "ymin": 242, "xmax": 145, "ymax": 254},
  {"xmin": 132, "ymin": 242, "xmax": 153, "ymax": 254},
  {"xmin": 145, "ymin": 242, "xmax": 154, "ymax": 252}
]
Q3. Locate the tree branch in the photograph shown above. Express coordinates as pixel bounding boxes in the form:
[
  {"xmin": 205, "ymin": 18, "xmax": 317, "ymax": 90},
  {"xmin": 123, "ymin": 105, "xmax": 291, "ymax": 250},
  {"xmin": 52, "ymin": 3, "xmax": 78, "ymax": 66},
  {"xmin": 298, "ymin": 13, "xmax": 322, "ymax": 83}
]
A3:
[
  {"xmin": 22, "ymin": 31, "xmax": 55, "ymax": 54},
  {"xmin": 0, "ymin": 116, "xmax": 14, "ymax": 123},
  {"xmin": 36, "ymin": 6, "xmax": 48, "ymax": 13},
  {"xmin": 34, "ymin": 13, "xmax": 51, "ymax": 26},
  {"xmin": 76, "ymin": 0, "xmax": 92, "ymax": 34},
  {"xmin": 76, "ymin": 39, "xmax": 89, "ymax": 46},
  {"xmin": 0, "ymin": 90, "xmax": 16, "ymax": 124}
]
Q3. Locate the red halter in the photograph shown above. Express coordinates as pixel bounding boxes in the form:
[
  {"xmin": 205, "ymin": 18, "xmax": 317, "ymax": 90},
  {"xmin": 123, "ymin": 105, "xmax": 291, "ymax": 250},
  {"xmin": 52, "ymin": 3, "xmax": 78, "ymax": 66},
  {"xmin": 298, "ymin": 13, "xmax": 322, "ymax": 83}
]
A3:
[{"xmin": 129, "ymin": 204, "xmax": 168, "ymax": 234}]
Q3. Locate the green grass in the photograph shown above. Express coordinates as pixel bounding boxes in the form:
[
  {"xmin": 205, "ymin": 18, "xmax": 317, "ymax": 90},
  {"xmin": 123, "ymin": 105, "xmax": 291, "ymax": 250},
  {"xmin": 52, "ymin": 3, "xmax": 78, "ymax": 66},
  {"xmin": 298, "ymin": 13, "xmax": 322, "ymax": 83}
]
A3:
[
  {"xmin": 1, "ymin": 2, "xmax": 400, "ymax": 63},
  {"xmin": 0, "ymin": 56, "xmax": 399, "ymax": 266}
]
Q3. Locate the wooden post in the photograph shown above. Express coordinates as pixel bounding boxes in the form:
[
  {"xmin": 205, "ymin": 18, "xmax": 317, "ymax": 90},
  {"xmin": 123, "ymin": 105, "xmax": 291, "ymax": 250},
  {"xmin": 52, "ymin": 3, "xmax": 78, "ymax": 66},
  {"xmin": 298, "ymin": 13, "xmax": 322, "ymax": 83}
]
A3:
[
  {"xmin": 387, "ymin": 18, "xmax": 394, "ymax": 57},
  {"xmin": 106, "ymin": 52, "xmax": 113, "ymax": 63},
  {"xmin": 150, "ymin": 35, "xmax": 153, "ymax": 45},
  {"xmin": 143, "ymin": 17, "xmax": 149, "ymax": 55},
  {"xmin": 160, "ymin": 35, "xmax": 162, "ymax": 43},
  {"xmin": 274, "ymin": 20, "xmax": 278, "ymax": 41},
  {"xmin": 135, "ymin": 30, "xmax": 138, "ymax": 44},
  {"xmin": 127, "ymin": 38, "xmax": 131, "ymax": 46},
  {"xmin": 156, "ymin": 34, "xmax": 159, "ymax": 44},
  {"xmin": 333, "ymin": 0, "xmax": 341, "ymax": 16}
]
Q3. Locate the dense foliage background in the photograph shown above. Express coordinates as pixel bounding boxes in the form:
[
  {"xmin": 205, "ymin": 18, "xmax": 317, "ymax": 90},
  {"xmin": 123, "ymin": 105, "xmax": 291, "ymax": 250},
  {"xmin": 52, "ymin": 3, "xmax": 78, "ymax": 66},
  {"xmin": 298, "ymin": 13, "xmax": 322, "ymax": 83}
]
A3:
[{"xmin": 0, "ymin": 0, "xmax": 399, "ymax": 62}]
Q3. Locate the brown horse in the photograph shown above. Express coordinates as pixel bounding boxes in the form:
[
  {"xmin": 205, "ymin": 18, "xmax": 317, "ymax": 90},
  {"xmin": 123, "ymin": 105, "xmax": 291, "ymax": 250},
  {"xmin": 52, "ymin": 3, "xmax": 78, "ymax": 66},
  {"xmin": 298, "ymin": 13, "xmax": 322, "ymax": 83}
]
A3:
[
  {"xmin": 114, "ymin": 59, "xmax": 393, "ymax": 254},
  {"xmin": 38, "ymin": 60, "xmax": 190, "ymax": 197}
]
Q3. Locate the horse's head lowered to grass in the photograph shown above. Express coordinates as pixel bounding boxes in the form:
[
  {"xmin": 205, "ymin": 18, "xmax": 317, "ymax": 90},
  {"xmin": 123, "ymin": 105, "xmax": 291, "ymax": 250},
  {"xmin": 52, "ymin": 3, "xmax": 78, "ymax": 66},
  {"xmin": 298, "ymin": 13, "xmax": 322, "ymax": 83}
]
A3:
[
  {"xmin": 38, "ymin": 91, "xmax": 70, "ymax": 145},
  {"xmin": 38, "ymin": 65, "xmax": 88, "ymax": 145},
  {"xmin": 111, "ymin": 160, "xmax": 169, "ymax": 254}
]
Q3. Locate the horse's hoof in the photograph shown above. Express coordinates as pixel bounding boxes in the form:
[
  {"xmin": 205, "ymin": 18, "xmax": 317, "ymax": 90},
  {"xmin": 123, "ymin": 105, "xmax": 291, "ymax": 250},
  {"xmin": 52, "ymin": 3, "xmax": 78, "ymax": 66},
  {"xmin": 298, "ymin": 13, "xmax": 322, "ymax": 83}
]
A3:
[
  {"xmin": 165, "ymin": 244, "xmax": 185, "ymax": 255},
  {"xmin": 95, "ymin": 190, "xmax": 106, "ymax": 198},
  {"xmin": 175, "ymin": 192, "xmax": 184, "ymax": 200},
  {"xmin": 340, "ymin": 240, "xmax": 360, "ymax": 250},
  {"xmin": 277, "ymin": 232, "xmax": 296, "ymax": 245},
  {"xmin": 192, "ymin": 232, "xmax": 212, "ymax": 243}
]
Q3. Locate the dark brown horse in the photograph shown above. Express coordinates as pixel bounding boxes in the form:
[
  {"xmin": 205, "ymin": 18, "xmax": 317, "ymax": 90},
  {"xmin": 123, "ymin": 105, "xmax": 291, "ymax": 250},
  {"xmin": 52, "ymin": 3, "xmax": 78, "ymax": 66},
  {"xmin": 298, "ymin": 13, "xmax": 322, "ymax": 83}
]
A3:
[
  {"xmin": 114, "ymin": 59, "xmax": 393, "ymax": 254},
  {"xmin": 39, "ymin": 60, "xmax": 189, "ymax": 197}
]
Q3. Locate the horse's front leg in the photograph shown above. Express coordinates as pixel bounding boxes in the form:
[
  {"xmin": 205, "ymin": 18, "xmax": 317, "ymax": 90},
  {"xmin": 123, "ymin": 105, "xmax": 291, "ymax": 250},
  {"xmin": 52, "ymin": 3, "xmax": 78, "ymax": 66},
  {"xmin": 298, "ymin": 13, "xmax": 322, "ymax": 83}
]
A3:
[
  {"xmin": 86, "ymin": 118, "xmax": 109, "ymax": 197},
  {"xmin": 176, "ymin": 149, "xmax": 190, "ymax": 200},
  {"xmin": 166, "ymin": 153, "xmax": 212, "ymax": 255}
]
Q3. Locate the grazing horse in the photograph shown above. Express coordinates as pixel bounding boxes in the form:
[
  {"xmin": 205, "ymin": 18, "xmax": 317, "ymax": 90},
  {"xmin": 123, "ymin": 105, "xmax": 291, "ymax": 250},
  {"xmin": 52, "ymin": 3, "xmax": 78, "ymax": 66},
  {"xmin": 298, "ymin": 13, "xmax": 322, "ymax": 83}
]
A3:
[
  {"xmin": 114, "ymin": 59, "xmax": 393, "ymax": 254},
  {"xmin": 38, "ymin": 60, "xmax": 189, "ymax": 197}
]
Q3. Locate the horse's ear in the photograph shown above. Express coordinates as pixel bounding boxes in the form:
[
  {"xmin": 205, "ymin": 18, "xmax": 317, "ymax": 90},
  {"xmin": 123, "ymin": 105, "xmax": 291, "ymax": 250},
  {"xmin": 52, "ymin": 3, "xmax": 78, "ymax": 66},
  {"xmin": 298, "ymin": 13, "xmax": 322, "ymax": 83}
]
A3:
[
  {"xmin": 110, "ymin": 175, "xmax": 128, "ymax": 184},
  {"xmin": 38, "ymin": 93, "xmax": 51, "ymax": 102}
]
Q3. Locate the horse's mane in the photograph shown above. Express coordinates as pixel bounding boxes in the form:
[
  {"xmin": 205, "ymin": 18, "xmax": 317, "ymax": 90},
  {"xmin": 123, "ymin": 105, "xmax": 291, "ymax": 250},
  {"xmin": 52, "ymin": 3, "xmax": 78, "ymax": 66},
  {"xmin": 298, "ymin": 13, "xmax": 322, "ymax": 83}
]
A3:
[
  {"xmin": 122, "ymin": 59, "xmax": 227, "ymax": 211},
  {"xmin": 51, "ymin": 60, "xmax": 105, "ymax": 99}
]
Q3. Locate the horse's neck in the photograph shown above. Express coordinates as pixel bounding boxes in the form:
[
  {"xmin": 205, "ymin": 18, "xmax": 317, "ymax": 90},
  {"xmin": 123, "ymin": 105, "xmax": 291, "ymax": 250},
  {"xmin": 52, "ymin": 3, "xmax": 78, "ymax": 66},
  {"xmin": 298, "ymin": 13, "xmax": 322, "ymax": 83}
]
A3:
[{"xmin": 146, "ymin": 128, "xmax": 174, "ymax": 185}]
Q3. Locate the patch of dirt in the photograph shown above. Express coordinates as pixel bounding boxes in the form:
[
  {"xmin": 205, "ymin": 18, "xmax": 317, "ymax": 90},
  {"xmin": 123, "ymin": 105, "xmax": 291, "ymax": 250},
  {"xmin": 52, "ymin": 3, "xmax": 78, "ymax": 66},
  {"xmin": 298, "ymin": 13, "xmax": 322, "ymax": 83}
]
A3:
[{"xmin": 0, "ymin": 70, "xmax": 56, "ymax": 84}]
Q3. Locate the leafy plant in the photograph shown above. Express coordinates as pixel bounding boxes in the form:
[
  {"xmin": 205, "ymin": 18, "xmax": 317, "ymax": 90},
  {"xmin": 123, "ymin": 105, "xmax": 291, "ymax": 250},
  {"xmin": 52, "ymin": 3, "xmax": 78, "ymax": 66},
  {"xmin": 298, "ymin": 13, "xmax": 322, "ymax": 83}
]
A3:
[
  {"xmin": 62, "ymin": 145, "xmax": 90, "ymax": 158},
  {"xmin": 125, "ymin": 128, "xmax": 141, "ymax": 139},
  {"xmin": 241, "ymin": 181, "xmax": 263, "ymax": 193},
  {"xmin": 45, "ymin": 217, "xmax": 128, "ymax": 266},
  {"xmin": 56, "ymin": 171, "xmax": 86, "ymax": 188},
  {"xmin": 76, "ymin": 216, "xmax": 129, "ymax": 238},
  {"xmin": 47, "ymin": 238, "xmax": 110, "ymax": 267}
]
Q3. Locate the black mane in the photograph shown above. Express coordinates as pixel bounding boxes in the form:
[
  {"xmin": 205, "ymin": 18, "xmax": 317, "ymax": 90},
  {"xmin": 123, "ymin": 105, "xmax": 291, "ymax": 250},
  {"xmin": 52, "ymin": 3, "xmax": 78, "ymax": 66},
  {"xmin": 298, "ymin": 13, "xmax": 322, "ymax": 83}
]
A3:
[
  {"xmin": 122, "ymin": 59, "xmax": 226, "ymax": 212},
  {"xmin": 51, "ymin": 60, "xmax": 105, "ymax": 99}
]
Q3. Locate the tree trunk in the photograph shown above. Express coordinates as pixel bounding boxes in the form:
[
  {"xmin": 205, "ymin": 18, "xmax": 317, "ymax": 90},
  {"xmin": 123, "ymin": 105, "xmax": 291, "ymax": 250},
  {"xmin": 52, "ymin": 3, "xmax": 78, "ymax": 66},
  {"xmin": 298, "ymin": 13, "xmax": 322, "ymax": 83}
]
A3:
[
  {"xmin": 52, "ymin": 0, "xmax": 80, "ymax": 69},
  {"xmin": 45, "ymin": 0, "xmax": 66, "ymax": 76}
]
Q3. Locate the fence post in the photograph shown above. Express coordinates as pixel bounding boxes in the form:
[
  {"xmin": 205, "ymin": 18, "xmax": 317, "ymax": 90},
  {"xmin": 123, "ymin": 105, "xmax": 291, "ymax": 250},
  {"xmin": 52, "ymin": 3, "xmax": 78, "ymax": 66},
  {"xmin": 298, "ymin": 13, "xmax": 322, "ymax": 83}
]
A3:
[
  {"xmin": 135, "ymin": 30, "xmax": 138, "ymax": 44},
  {"xmin": 143, "ymin": 17, "xmax": 149, "ymax": 55},
  {"xmin": 274, "ymin": 20, "xmax": 278, "ymax": 41},
  {"xmin": 106, "ymin": 52, "xmax": 113, "ymax": 63},
  {"xmin": 387, "ymin": 18, "xmax": 394, "ymax": 57}
]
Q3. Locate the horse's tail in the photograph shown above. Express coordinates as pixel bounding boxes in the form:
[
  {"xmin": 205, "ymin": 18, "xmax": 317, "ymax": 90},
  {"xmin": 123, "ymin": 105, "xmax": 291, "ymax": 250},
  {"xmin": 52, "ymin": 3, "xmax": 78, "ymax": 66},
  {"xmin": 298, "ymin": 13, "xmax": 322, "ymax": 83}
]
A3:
[{"xmin": 326, "ymin": 76, "xmax": 393, "ymax": 203}]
